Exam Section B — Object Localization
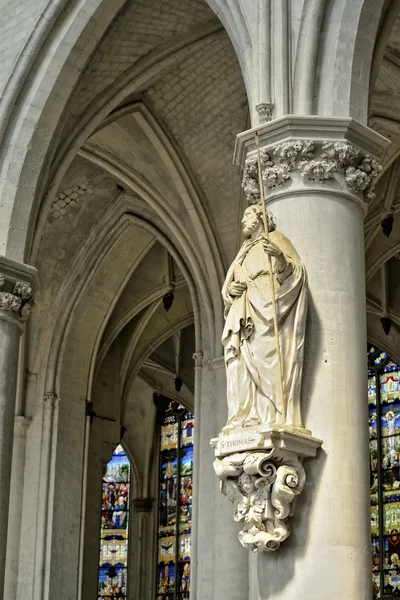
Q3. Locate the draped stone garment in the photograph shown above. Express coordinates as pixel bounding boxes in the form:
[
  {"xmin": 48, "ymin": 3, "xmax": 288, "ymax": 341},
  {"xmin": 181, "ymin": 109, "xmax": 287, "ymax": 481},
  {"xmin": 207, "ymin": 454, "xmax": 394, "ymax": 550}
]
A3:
[{"xmin": 221, "ymin": 231, "xmax": 308, "ymax": 429}]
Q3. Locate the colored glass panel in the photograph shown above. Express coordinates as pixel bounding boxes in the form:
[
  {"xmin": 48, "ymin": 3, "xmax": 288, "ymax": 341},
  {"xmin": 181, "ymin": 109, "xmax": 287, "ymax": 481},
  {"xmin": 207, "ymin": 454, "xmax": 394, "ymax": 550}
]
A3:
[
  {"xmin": 380, "ymin": 371, "xmax": 400, "ymax": 405},
  {"xmin": 98, "ymin": 444, "xmax": 130, "ymax": 600},
  {"xmin": 369, "ymin": 373, "xmax": 377, "ymax": 407},
  {"xmin": 372, "ymin": 536, "xmax": 380, "ymax": 599},
  {"xmin": 375, "ymin": 352, "xmax": 388, "ymax": 366},
  {"xmin": 369, "ymin": 348, "xmax": 400, "ymax": 598},
  {"xmin": 383, "ymin": 535, "xmax": 400, "ymax": 595},
  {"xmin": 178, "ymin": 413, "xmax": 193, "ymax": 599},
  {"xmin": 384, "ymin": 361, "xmax": 399, "ymax": 373},
  {"xmin": 158, "ymin": 413, "xmax": 178, "ymax": 599},
  {"xmin": 157, "ymin": 407, "xmax": 193, "ymax": 600}
]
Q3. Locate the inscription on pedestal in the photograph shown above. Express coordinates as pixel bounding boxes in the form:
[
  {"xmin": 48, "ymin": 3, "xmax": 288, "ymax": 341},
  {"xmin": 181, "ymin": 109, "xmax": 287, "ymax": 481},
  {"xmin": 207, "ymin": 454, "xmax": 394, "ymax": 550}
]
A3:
[{"xmin": 216, "ymin": 431, "xmax": 263, "ymax": 455}]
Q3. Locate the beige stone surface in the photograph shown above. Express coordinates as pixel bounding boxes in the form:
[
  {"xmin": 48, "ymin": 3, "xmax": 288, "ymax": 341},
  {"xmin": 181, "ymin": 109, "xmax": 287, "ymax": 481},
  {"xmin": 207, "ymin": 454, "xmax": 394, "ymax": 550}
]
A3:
[{"xmin": 0, "ymin": 0, "xmax": 398, "ymax": 598}]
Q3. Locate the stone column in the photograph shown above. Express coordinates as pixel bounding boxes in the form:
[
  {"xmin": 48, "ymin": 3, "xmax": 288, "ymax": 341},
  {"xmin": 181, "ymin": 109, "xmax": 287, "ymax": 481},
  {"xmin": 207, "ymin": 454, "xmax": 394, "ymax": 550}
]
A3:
[
  {"xmin": 0, "ymin": 256, "xmax": 37, "ymax": 595},
  {"xmin": 129, "ymin": 498, "xmax": 155, "ymax": 600},
  {"xmin": 4, "ymin": 416, "xmax": 31, "ymax": 599},
  {"xmin": 81, "ymin": 417, "xmax": 120, "ymax": 600},
  {"xmin": 233, "ymin": 116, "xmax": 389, "ymax": 600},
  {"xmin": 194, "ymin": 357, "xmax": 249, "ymax": 599}
]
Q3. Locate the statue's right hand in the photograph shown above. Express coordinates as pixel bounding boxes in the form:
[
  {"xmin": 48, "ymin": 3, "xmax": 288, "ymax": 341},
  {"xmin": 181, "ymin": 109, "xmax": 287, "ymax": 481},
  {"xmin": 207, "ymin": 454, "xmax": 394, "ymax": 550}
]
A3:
[{"xmin": 228, "ymin": 281, "xmax": 247, "ymax": 297}]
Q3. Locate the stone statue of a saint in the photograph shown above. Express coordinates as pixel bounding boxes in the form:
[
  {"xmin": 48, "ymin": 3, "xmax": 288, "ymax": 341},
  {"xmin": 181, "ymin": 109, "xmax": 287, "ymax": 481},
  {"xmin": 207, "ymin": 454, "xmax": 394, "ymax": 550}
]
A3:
[{"xmin": 221, "ymin": 204, "xmax": 308, "ymax": 431}]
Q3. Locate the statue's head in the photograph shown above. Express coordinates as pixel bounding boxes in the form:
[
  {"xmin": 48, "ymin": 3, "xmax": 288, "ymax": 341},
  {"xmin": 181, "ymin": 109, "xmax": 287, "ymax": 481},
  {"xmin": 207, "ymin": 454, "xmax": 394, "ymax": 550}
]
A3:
[
  {"xmin": 239, "ymin": 472, "xmax": 256, "ymax": 494},
  {"xmin": 242, "ymin": 205, "xmax": 276, "ymax": 237}
]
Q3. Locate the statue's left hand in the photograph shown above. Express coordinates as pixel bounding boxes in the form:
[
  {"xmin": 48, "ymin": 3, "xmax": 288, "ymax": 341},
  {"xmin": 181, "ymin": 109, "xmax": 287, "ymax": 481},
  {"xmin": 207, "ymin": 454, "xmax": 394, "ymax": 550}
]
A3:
[
  {"xmin": 228, "ymin": 281, "xmax": 247, "ymax": 297},
  {"xmin": 261, "ymin": 237, "xmax": 283, "ymax": 260}
]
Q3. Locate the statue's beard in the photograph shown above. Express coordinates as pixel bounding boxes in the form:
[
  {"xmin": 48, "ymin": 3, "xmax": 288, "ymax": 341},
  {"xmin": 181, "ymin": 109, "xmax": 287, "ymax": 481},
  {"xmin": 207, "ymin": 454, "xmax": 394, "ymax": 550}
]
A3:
[{"xmin": 243, "ymin": 223, "xmax": 258, "ymax": 237}]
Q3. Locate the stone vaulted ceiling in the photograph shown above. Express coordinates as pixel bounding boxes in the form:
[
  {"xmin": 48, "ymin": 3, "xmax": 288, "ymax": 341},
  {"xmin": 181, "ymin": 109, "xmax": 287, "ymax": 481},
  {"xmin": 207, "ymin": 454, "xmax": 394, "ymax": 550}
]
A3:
[
  {"xmin": 368, "ymin": 6, "xmax": 400, "ymax": 359},
  {"xmin": 30, "ymin": 0, "xmax": 400, "ymax": 414},
  {"xmin": 28, "ymin": 0, "xmax": 248, "ymax": 425}
]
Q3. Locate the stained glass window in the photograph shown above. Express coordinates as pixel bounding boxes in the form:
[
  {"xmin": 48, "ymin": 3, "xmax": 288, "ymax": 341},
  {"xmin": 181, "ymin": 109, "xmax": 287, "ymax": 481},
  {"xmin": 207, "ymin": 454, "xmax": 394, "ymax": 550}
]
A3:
[
  {"xmin": 156, "ymin": 401, "xmax": 194, "ymax": 600},
  {"xmin": 368, "ymin": 347, "xmax": 400, "ymax": 598},
  {"xmin": 98, "ymin": 444, "xmax": 130, "ymax": 599}
]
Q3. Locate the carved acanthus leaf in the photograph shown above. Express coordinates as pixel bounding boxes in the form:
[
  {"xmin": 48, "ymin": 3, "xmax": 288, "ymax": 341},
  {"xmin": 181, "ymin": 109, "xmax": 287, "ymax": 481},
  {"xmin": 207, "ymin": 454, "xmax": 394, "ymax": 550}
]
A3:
[
  {"xmin": 273, "ymin": 141, "xmax": 315, "ymax": 170},
  {"xmin": 241, "ymin": 152, "xmax": 273, "ymax": 203},
  {"xmin": 241, "ymin": 139, "xmax": 382, "ymax": 205},
  {"xmin": 0, "ymin": 293, "xmax": 22, "ymax": 312},
  {"xmin": 13, "ymin": 281, "xmax": 32, "ymax": 301},
  {"xmin": 44, "ymin": 393, "xmax": 58, "ymax": 408},
  {"xmin": 256, "ymin": 103, "xmax": 274, "ymax": 124},
  {"xmin": 301, "ymin": 160, "xmax": 337, "ymax": 182},
  {"xmin": 321, "ymin": 142, "xmax": 361, "ymax": 168},
  {"xmin": 262, "ymin": 164, "xmax": 291, "ymax": 188},
  {"xmin": 0, "ymin": 276, "xmax": 34, "ymax": 323}
]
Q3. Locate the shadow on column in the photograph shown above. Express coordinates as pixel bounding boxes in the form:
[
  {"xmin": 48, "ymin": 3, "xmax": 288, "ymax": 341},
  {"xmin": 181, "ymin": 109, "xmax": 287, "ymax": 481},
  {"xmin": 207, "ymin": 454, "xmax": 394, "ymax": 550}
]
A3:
[{"xmin": 256, "ymin": 293, "xmax": 326, "ymax": 598}]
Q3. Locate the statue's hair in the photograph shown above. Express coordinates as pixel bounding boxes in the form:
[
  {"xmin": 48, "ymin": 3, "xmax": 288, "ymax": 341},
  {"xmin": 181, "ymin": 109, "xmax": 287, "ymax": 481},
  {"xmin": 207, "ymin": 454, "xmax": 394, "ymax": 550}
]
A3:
[{"xmin": 246, "ymin": 204, "xmax": 276, "ymax": 232}]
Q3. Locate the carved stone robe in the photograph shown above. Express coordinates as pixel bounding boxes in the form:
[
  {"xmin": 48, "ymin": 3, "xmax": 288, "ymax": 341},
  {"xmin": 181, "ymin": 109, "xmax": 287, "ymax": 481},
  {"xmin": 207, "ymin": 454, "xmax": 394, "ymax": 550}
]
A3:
[{"xmin": 221, "ymin": 230, "xmax": 307, "ymax": 429}]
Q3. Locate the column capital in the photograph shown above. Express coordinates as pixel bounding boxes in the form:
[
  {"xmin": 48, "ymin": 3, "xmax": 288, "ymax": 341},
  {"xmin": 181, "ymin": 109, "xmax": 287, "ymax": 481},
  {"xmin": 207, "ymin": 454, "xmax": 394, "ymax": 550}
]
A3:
[
  {"xmin": 44, "ymin": 392, "xmax": 59, "ymax": 408},
  {"xmin": 0, "ymin": 256, "xmax": 38, "ymax": 326},
  {"xmin": 234, "ymin": 115, "xmax": 390, "ymax": 213},
  {"xmin": 192, "ymin": 351, "xmax": 204, "ymax": 368}
]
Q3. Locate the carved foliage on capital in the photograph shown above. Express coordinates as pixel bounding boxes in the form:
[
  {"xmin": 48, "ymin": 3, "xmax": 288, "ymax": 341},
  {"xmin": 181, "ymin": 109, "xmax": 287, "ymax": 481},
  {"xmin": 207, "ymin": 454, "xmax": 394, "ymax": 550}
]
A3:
[
  {"xmin": 241, "ymin": 140, "xmax": 382, "ymax": 205},
  {"xmin": 256, "ymin": 103, "xmax": 274, "ymax": 124},
  {"xmin": 0, "ymin": 276, "xmax": 34, "ymax": 323},
  {"xmin": 44, "ymin": 392, "xmax": 58, "ymax": 408},
  {"xmin": 192, "ymin": 351, "xmax": 204, "ymax": 368},
  {"xmin": 214, "ymin": 448, "xmax": 306, "ymax": 552}
]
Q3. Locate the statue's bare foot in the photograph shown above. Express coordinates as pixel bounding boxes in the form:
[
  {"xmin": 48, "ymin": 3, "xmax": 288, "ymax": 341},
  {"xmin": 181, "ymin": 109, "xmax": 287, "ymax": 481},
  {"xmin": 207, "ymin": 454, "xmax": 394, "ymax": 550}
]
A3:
[
  {"xmin": 221, "ymin": 424, "xmax": 235, "ymax": 434},
  {"xmin": 243, "ymin": 418, "xmax": 260, "ymax": 428}
]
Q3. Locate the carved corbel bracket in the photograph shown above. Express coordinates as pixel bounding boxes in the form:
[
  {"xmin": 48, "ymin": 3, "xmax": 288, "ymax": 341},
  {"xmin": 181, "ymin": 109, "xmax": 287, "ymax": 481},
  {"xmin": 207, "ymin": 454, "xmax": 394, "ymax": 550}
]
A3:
[{"xmin": 211, "ymin": 426, "xmax": 322, "ymax": 552}]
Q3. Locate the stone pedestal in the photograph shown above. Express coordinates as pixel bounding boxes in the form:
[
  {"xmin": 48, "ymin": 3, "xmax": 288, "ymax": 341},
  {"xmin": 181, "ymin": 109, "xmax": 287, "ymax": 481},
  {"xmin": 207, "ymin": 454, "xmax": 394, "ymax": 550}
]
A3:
[
  {"xmin": 229, "ymin": 116, "xmax": 389, "ymax": 599},
  {"xmin": 211, "ymin": 427, "xmax": 322, "ymax": 552},
  {"xmin": 0, "ymin": 256, "xmax": 37, "ymax": 596}
]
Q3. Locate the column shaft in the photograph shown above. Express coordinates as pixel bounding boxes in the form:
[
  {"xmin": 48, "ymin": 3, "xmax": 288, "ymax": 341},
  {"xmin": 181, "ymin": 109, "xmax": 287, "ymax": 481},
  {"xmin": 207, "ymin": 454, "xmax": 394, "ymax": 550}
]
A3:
[
  {"xmin": 232, "ymin": 116, "xmax": 389, "ymax": 600},
  {"xmin": 194, "ymin": 362, "xmax": 249, "ymax": 599},
  {"xmin": 0, "ymin": 317, "xmax": 21, "ymax": 593},
  {"xmin": 257, "ymin": 191, "xmax": 370, "ymax": 599},
  {"xmin": 0, "ymin": 256, "xmax": 38, "ymax": 595}
]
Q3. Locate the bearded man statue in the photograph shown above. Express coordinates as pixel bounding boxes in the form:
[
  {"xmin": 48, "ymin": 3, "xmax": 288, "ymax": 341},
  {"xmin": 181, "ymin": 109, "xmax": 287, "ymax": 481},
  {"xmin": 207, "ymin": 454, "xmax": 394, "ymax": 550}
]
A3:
[{"xmin": 221, "ymin": 204, "xmax": 308, "ymax": 431}]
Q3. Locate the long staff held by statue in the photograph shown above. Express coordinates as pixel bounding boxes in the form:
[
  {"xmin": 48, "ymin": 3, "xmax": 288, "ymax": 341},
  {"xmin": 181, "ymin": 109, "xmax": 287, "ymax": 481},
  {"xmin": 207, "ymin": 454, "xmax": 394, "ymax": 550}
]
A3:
[{"xmin": 255, "ymin": 132, "xmax": 286, "ymax": 421}]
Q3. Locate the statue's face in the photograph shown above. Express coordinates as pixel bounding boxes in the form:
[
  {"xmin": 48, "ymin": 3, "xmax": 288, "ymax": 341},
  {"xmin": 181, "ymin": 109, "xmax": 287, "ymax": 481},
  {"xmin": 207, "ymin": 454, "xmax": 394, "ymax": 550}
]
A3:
[
  {"xmin": 242, "ymin": 207, "xmax": 260, "ymax": 236},
  {"xmin": 240, "ymin": 473, "xmax": 255, "ymax": 493}
]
